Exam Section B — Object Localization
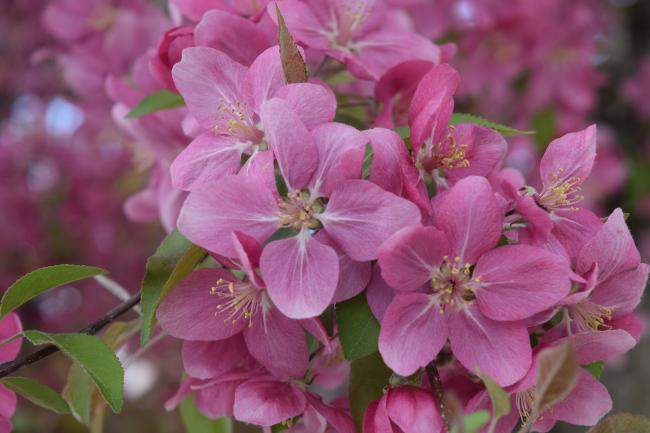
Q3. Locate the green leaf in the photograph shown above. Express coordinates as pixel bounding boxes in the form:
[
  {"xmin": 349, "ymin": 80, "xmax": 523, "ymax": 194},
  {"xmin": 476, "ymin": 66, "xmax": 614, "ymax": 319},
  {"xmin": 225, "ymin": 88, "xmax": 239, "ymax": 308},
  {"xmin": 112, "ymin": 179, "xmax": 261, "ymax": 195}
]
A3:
[
  {"xmin": 587, "ymin": 412, "xmax": 650, "ymax": 433},
  {"xmin": 477, "ymin": 372, "xmax": 510, "ymax": 433},
  {"xmin": 349, "ymin": 352, "xmax": 392, "ymax": 431},
  {"xmin": 180, "ymin": 396, "xmax": 233, "ymax": 433},
  {"xmin": 126, "ymin": 90, "xmax": 185, "ymax": 118},
  {"xmin": 531, "ymin": 108, "xmax": 556, "ymax": 151},
  {"xmin": 394, "ymin": 125, "xmax": 410, "ymax": 139},
  {"xmin": 450, "ymin": 113, "xmax": 535, "ymax": 136},
  {"xmin": 63, "ymin": 362, "xmax": 94, "ymax": 425},
  {"xmin": 361, "ymin": 143, "xmax": 374, "ymax": 180},
  {"xmin": 140, "ymin": 230, "xmax": 207, "ymax": 345},
  {"xmin": 275, "ymin": 5, "xmax": 307, "ymax": 83},
  {"xmin": 23, "ymin": 331, "xmax": 124, "ymax": 413},
  {"xmin": 271, "ymin": 424, "xmax": 288, "ymax": 433},
  {"xmin": 585, "ymin": 361, "xmax": 604, "ymax": 379},
  {"xmin": 2, "ymin": 377, "xmax": 70, "ymax": 414},
  {"xmin": 335, "ymin": 293, "xmax": 381, "ymax": 361},
  {"xmin": 1, "ymin": 265, "xmax": 107, "ymax": 318},
  {"xmin": 463, "ymin": 410, "xmax": 490, "ymax": 433}
]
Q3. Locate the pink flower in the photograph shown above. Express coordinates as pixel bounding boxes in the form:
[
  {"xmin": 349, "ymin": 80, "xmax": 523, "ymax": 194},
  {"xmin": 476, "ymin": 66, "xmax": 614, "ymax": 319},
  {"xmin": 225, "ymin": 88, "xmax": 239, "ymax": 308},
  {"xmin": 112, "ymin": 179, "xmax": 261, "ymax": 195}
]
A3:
[
  {"xmin": 272, "ymin": 0, "xmax": 440, "ymax": 80},
  {"xmin": 378, "ymin": 176, "xmax": 572, "ymax": 385},
  {"xmin": 363, "ymin": 385, "xmax": 443, "ymax": 433},
  {"xmin": 170, "ymin": 45, "xmax": 336, "ymax": 191},
  {"xmin": 149, "ymin": 26, "xmax": 195, "ymax": 91},
  {"xmin": 178, "ymin": 118, "xmax": 420, "ymax": 318},
  {"xmin": 0, "ymin": 314, "xmax": 22, "ymax": 433}
]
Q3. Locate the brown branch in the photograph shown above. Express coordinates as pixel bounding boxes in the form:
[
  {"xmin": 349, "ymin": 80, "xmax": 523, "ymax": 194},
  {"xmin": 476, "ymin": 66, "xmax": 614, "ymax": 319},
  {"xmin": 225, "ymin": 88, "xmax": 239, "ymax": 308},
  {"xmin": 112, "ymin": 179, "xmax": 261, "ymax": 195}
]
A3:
[
  {"xmin": 426, "ymin": 361, "xmax": 451, "ymax": 433},
  {"xmin": 0, "ymin": 292, "xmax": 141, "ymax": 378}
]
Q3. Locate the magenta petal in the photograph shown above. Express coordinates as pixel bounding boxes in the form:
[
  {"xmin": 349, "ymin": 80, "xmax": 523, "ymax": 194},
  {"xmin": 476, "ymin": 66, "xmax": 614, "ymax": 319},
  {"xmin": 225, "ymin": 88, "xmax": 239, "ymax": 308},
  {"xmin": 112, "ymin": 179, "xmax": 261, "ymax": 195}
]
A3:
[
  {"xmin": 557, "ymin": 330, "xmax": 636, "ymax": 365},
  {"xmin": 591, "ymin": 263, "xmax": 648, "ymax": 317},
  {"xmin": 299, "ymin": 318, "xmax": 331, "ymax": 351},
  {"xmin": 195, "ymin": 10, "xmax": 272, "ymax": 66},
  {"xmin": 540, "ymin": 125, "xmax": 597, "ymax": 191},
  {"xmin": 435, "ymin": 176, "xmax": 503, "ymax": 265},
  {"xmin": 182, "ymin": 335, "xmax": 249, "ymax": 379},
  {"xmin": 172, "ymin": 46, "xmax": 247, "ymax": 130},
  {"xmin": 170, "ymin": 132, "xmax": 246, "ymax": 191},
  {"xmin": 378, "ymin": 293, "xmax": 447, "ymax": 376},
  {"xmin": 234, "ymin": 378, "xmax": 307, "ymax": 426},
  {"xmin": 321, "ymin": 180, "xmax": 421, "ymax": 261},
  {"xmin": 0, "ymin": 314, "xmax": 21, "ymax": 362},
  {"xmin": 195, "ymin": 378, "xmax": 242, "ymax": 419},
  {"xmin": 244, "ymin": 307, "xmax": 309, "ymax": 379},
  {"xmin": 445, "ymin": 124, "xmax": 507, "ymax": 183},
  {"xmin": 178, "ymin": 175, "xmax": 279, "ymax": 257},
  {"xmin": 474, "ymin": 245, "xmax": 572, "ymax": 321},
  {"xmin": 367, "ymin": 266, "xmax": 397, "ymax": 322},
  {"xmin": 275, "ymin": 83, "xmax": 337, "ymax": 130},
  {"xmin": 552, "ymin": 208, "xmax": 602, "ymax": 262},
  {"xmin": 378, "ymin": 225, "xmax": 449, "ymax": 292},
  {"xmin": 157, "ymin": 269, "xmax": 246, "ymax": 340},
  {"xmin": 309, "ymin": 123, "xmax": 367, "ymax": 197},
  {"xmin": 270, "ymin": 1, "xmax": 330, "ymax": 49},
  {"xmin": 260, "ymin": 98, "xmax": 318, "ymax": 190},
  {"xmin": 448, "ymin": 305, "xmax": 531, "ymax": 386},
  {"xmin": 364, "ymin": 128, "xmax": 409, "ymax": 195},
  {"xmin": 576, "ymin": 208, "xmax": 640, "ymax": 280},
  {"xmin": 232, "ymin": 231, "xmax": 265, "ymax": 288},
  {"xmin": 307, "ymin": 394, "xmax": 356, "ymax": 433},
  {"xmin": 0, "ymin": 385, "xmax": 16, "ymax": 420},
  {"xmin": 260, "ymin": 233, "xmax": 339, "ymax": 319},
  {"xmin": 547, "ymin": 370, "xmax": 611, "ymax": 426},
  {"xmin": 386, "ymin": 386, "xmax": 443, "ymax": 433}
]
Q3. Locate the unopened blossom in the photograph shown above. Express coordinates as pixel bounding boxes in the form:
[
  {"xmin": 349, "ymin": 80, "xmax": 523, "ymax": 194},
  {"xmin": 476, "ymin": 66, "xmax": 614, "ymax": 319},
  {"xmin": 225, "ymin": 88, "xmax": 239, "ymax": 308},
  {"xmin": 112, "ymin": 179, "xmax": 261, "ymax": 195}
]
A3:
[
  {"xmin": 378, "ymin": 176, "xmax": 572, "ymax": 385},
  {"xmin": 364, "ymin": 386, "xmax": 442, "ymax": 433}
]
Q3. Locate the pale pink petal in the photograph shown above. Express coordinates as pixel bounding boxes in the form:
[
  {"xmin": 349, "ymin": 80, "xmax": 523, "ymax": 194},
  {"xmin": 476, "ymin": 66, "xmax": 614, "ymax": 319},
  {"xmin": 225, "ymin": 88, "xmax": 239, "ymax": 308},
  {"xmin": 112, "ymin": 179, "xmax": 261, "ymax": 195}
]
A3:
[
  {"xmin": 378, "ymin": 293, "xmax": 447, "ymax": 376},
  {"xmin": 378, "ymin": 225, "xmax": 449, "ymax": 292},
  {"xmin": 234, "ymin": 378, "xmax": 307, "ymax": 426},
  {"xmin": 239, "ymin": 150, "xmax": 277, "ymax": 193},
  {"xmin": 540, "ymin": 125, "xmax": 597, "ymax": 191},
  {"xmin": 260, "ymin": 232, "xmax": 339, "ymax": 319},
  {"xmin": 170, "ymin": 132, "xmax": 246, "ymax": 191},
  {"xmin": 172, "ymin": 46, "xmax": 248, "ymax": 130},
  {"xmin": 386, "ymin": 386, "xmax": 443, "ymax": 433},
  {"xmin": 244, "ymin": 307, "xmax": 309, "ymax": 379},
  {"xmin": 178, "ymin": 175, "xmax": 279, "ymax": 257},
  {"xmin": 270, "ymin": 1, "xmax": 330, "ymax": 49},
  {"xmin": 364, "ymin": 128, "xmax": 409, "ymax": 195},
  {"xmin": 474, "ymin": 245, "xmax": 571, "ymax": 321},
  {"xmin": 448, "ymin": 305, "xmax": 531, "ymax": 386},
  {"xmin": 242, "ymin": 46, "xmax": 286, "ymax": 114},
  {"xmin": 275, "ymin": 83, "xmax": 337, "ymax": 129},
  {"xmin": 320, "ymin": 180, "xmax": 421, "ymax": 261},
  {"xmin": 182, "ymin": 335, "xmax": 250, "ymax": 379},
  {"xmin": 260, "ymin": 98, "xmax": 318, "ymax": 190},
  {"xmin": 157, "ymin": 269, "xmax": 246, "ymax": 340},
  {"xmin": 547, "ymin": 370, "xmax": 611, "ymax": 426},
  {"xmin": 171, "ymin": 0, "xmax": 229, "ymax": 21},
  {"xmin": 555, "ymin": 330, "xmax": 636, "ymax": 365},
  {"xmin": 434, "ymin": 176, "xmax": 503, "ymax": 265},
  {"xmin": 367, "ymin": 266, "xmax": 397, "ymax": 322},
  {"xmin": 590, "ymin": 263, "xmax": 649, "ymax": 316}
]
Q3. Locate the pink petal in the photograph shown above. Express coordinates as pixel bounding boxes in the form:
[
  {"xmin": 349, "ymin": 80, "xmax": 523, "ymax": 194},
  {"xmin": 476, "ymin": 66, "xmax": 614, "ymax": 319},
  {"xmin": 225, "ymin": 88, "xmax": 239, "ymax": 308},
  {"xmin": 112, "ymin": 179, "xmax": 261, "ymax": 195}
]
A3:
[
  {"xmin": 474, "ymin": 245, "xmax": 571, "ymax": 321},
  {"xmin": 320, "ymin": 180, "xmax": 422, "ymax": 261},
  {"xmin": 590, "ymin": 263, "xmax": 648, "ymax": 316},
  {"xmin": 178, "ymin": 175, "xmax": 279, "ymax": 257},
  {"xmin": 195, "ymin": 9, "xmax": 273, "ymax": 65},
  {"xmin": 172, "ymin": 46, "xmax": 248, "ymax": 130},
  {"xmin": 260, "ymin": 232, "xmax": 339, "ymax": 319},
  {"xmin": 195, "ymin": 378, "xmax": 242, "ymax": 419},
  {"xmin": 552, "ymin": 208, "xmax": 602, "ymax": 263},
  {"xmin": 448, "ymin": 305, "xmax": 531, "ymax": 386},
  {"xmin": 242, "ymin": 46, "xmax": 286, "ymax": 114},
  {"xmin": 260, "ymin": 98, "xmax": 318, "ymax": 190},
  {"xmin": 0, "ymin": 386, "xmax": 16, "ymax": 420},
  {"xmin": 609, "ymin": 313, "xmax": 645, "ymax": 342},
  {"xmin": 378, "ymin": 293, "xmax": 448, "ymax": 376},
  {"xmin": 307, "ymin": 394, "xmax": 356, "ymax": 433},
  {"xmin": 275, "ymin": 83, "xmax": 337, "ymax": 130},
  {"xmin": 270, "ymin": 1, "xmax": 330, "ymax": 49},
  {"xmin": 547, "ymin": 370, "xmax": 611, "ymax": 426},
  {"xmin": 309, "ymin": 123, "xmax": 367, "ymax": 197},
  {"xmin": 556, "ymin": 330, "xmax": 636, "ymax": 365},
  {"xmin": 386, "ymin": 386, "xmax": 443, "ymax": 433},
  {"xmin": 434, "ymin": 176, "xmax": 503, "ymax": 265},
  {"xmin": 234, "ymin": 378, "xmax": 307, "ymax": 426},
  {"xmin": 244, "ymin": 307, "xmax": 309, "ymax": 379},
  {"xmin": 0, "ymin": 314, "xmax": 21, "ymax": 362},
  {"xmin": 445, "ymin": 124, "xmax": 507, "ymax": 183},
  {"xmin": 232, "ymin": 231, "xmax": 265, "ymax": 288},
  {"xmin": 364, "ymin": 128, "xmax": 409, "ymax": 195},
  {"xmin": 170, "ymin": 132, "xmax": 246, "ymax": 191},
  {"xmin": 239, "ymin": 149, "xmax": 277, "ymax": 194},
  {"xmin": 157, "ymin": 269, "xmax": 246, "ymax": 340},
  {"xmin": 182, "ymin": 335, "xmax": 250, "ymax": 379},
  {"xmin": 367, "ymin": 266, "xmax": 397, "ymax": 322},
  {"xmin": 540, "ymin": 125, "xmax": 597, "ymax": 192},
  {"xmin": 299, "ymin": 318, "xmax": 331, "ymax": 351},
  {"xmin": 576, "ymin": 208, "xmax": 640, "ymax": 280},
  {"xmin": 400, "ymin": 157, "xmax": 432, "ymax": 216},
  {"xmin": 378, "ymin": 225, "xmax": 449, "ymax": 292}
]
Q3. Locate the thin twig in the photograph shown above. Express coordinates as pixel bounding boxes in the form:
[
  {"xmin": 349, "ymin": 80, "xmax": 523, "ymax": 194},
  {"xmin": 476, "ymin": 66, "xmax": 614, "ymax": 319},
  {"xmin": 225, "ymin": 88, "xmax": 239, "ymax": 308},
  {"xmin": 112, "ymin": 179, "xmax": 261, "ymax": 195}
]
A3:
[
  {"xmin": 0, "ymin": 292, "xmax": 141, "ymax": 378},
  {"xmin": 426, "ymin": 361, "xmax": 450, "ymax": 433}
]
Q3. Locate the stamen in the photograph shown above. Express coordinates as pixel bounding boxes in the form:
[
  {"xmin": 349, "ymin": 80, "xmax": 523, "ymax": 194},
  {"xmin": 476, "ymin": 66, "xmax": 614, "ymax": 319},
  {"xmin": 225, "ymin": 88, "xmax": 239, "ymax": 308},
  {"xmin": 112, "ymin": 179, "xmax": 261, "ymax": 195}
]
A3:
[
  {"xmin": 516, "ymin": 388, "xmax": 535, "ymax": 423},
  {"xmin": 538, "ymin": 168, "xmax": 584, "ymax": 211},
  {"xmin": 211, "ymin": 279, "xmax": 261, "ymax": 327},
  {"xmin": 570, "ymin": 300, "xmax": 612, "ymax": 332}
]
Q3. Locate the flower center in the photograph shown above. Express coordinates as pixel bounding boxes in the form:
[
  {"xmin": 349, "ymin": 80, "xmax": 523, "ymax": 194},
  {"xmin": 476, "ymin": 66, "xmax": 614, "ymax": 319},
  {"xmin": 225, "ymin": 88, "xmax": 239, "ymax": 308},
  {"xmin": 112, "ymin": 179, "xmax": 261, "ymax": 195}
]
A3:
[
  {"xmin": 430, "ymin": 256, "xmax": 478, "ymax": 313},
  {"xmin": 537, "ymin": 168, "xmax": 584, "ymax": 211},
  {"xmin": 570, "ymin": 300, "xmax": 612, "ymax": 332},
  {"xmin": 277, "ymin": 191, "xmax": 324, "ymax": 231},
  {"xmin": 418, "ymin": 128, "xmax": 470, "ymax": 172},
  {"xmin": 213, "ymin": 101, "xmax": 262, "ymax": 142},
  {"xmin": 211, "ymin": 278, "xmax": 264, "ymax": 327},
  {"xmin": 516, "ymin": 387, "xmax": 535, "ymax": 423}
]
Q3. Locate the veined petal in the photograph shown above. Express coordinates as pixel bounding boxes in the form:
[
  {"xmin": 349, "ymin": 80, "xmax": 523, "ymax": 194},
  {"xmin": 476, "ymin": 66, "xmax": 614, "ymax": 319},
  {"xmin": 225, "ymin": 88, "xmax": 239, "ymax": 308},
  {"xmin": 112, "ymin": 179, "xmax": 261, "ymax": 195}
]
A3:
[
  {"xmin": 234, "ymin": 378, "xmax": 307, "ymax": 426},
  {"xmin": 242, "ymin": 46, "xmax": 285, "ymax": 114},
  {"xmin": 275, "ymin": 83, "xmax": 337, "ymax": 130},
  {"xmin": 182, "ymin": 335, "xmax": 250, "ymax": 379},
  {"xmin": 386, "ymin": 386, "xmax": 443, "ymax": 433},
  {"xmin": 546, "ymin": 370, "xmax": 611, "ymax": 426},
  {"xmin": 540, "ymin": 125, "xmax": 597, "ymax": 192}
]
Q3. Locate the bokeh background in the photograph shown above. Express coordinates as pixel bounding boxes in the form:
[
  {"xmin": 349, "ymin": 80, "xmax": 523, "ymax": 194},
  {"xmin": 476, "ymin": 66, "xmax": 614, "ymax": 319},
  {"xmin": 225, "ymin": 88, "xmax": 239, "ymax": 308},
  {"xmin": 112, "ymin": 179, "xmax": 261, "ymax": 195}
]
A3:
[{"xmin": 0, "ymin": 0, "xmax": 648, "ymax": 432}]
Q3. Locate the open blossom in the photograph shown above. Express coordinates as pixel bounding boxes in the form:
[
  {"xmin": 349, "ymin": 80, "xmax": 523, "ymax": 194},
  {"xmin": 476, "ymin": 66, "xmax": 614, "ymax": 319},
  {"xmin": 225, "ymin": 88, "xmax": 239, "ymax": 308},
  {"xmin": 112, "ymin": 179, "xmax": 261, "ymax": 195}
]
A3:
[{"xmin": 378, "ymin": 176, "xmax": 572, "ymax": 385}]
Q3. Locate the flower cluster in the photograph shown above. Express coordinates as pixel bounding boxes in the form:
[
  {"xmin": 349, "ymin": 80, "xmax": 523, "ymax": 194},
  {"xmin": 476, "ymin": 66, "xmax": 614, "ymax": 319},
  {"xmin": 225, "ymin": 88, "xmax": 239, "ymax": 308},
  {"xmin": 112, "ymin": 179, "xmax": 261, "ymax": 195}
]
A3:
[{"xmin": 123, "ymin": 2, "xmax": 650, "ymax": 432}]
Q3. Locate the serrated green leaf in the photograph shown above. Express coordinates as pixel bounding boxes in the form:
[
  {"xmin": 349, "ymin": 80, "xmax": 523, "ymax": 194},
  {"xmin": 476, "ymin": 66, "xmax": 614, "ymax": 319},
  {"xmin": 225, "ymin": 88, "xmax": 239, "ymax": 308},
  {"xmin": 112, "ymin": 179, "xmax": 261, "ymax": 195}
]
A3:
[
  {"xmin": 23, "ymin": 331, "xmax": 124, "ymax": 413},
  {"xmin": 140, "ymin": 230, "xmax": 207, "ymax": 345},
  {"xmin": 585, "ymin": 361, "xmax": 604, "ymax": 379},
  {"xmin": 463, "ymin": 410, "xmax": 490, "ymax": 433},
  {"xmin": 126, "ymin": 90, "xmax": 185, "ymax": 118},
  {"xmin": 587, "ymin": 412, "xmax": 650, "ymax": 433},
  {"xmin": 1, "ymin": 265, "xmax": 107, "ymax": 319},
  {"xmin": 2, "ymin": 377, "xmax": 70, "ymax": 414},
  {"xmin": 180, "ymin": 396, "xmax": 233, "ymax": 433},
  {"xmin": 336, "ymin": 293, "xmax": 380, "ymax": 361},
  {"xmin": 275, "ymin": 5, "xmax": 307, "ymax": 83},
  {"xmin": 450, "ymin": 113, "xmax": 534, "ymax": 136},
  {"xmin": 349, "ymin": 352, "xmax": 392, "ymax": 431},
  {"xmin": 478, "ymin": 373, "xmax": 510, "ymax": 433}
]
